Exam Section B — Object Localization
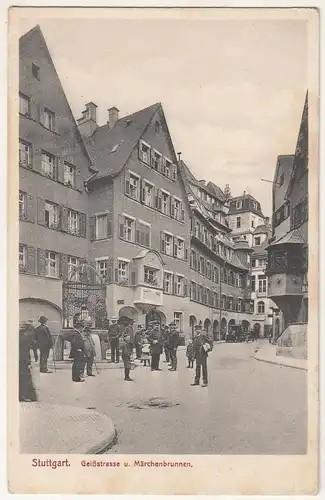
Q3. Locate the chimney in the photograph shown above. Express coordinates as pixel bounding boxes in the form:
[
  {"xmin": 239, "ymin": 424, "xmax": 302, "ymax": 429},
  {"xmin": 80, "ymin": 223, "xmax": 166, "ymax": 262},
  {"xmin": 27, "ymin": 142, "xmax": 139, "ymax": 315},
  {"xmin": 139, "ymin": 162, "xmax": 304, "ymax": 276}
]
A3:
[
  {"xmin": 108, "ymin": 107, "xmax": 119, "ymax": 129},
  {"xmin": 77, "ymin": 102, "xmax": 98, "ymax": 137}
]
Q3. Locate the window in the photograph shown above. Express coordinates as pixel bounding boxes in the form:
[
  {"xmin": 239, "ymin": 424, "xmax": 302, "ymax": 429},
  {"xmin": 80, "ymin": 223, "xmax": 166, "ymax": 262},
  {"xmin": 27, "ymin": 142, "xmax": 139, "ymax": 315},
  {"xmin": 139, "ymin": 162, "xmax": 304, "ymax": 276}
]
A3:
[
  {"xmin": 45, "ymin": 202, "xmax": 59, "ymax": 229},
  {"xmin": 32, "ymin": 63, "xmax": 40, "ymax": 79},
  {"xmin": 41, "ymin": 152, "xmax": 55, "ymax": 179},
  {"xmin": 175, "ymin": 238, "xmax": 184, "ymax": 259},
  {"xmin": 19, "ymin": 93, "xmax": 30, "ymax": 116},
  {"xmin": 127, "ymin": 173, "xmax": 140, "ymax": 201},
  {"xmin": 19, "ymin": 244, "xmax": 26, "ymax": 271},
  {"xmin": 143, "ymin": 182, "xmax": 154, "ymax": 207},
  {"xmin": 19, "ymin": 140, "xmax": 31, "ymax": 167},
  {"xmin": 173, "ymin": 312, "xmax": 183, "ymax": 331},
  {"xmin": 237, "ymin": 298, "xmax": 242, "ymax": 312},
  {"xmin": 194, "ymin": 221, "xmax": 200, "ymax": 238},
  {"xmin": 45, "ymin": 251, "xmax": 59, "ymax": 278},
  {"xmin": 96, "ymin": 214, "xmax": 108, "ymax": 240},
  {"xmin": 253, "ymin": 201, "xmax": 258, "ymax": 210},
  {"xmin": 236, "ymin": 200, "xmax": 243, "ymax": 209},
  {"xmin": 123, "ymin": 216, "xmax": 135, "ymax": 242},
  {"xmin": 175, "ymin": 275, "xmax": 184, "ymax": 296},
  {"xmin": 257, "ymin": 301, "xmax": 265, "ymax": 314},
  {"xmin": 161, "ymin": 232, "xmax": 173, "ymax": 255},
  {"xmin": 19, "ymin": 191, "xmax": 26, "ymax": 219},
  {"xmin": 43, "ymin": 108, "xmax": 55, "ymax": 131},
  {"xmin": 68, "ymin": 256, "xmax": 79, "ymax": 281},
  {"xmin": 144, "ymin": 266, "xmax": 158, "ymax": 286},
  {"xmin": 237, "ymin": 275, "xmax": 243, "ymax": 288},
  {"xmin": 258, "ymin": 274, "xmax": 267, "ymax": 293},
  {"xmin": 97, "ymin": 259, "xmax": 108, "ymax": 279},
  {"xmin": 254, "ymin": 237, "xmax": 261, "ymax": 246},
  {"xmin": 155, "ymin": 121, "xmax": 160, "ymax": 133},
  {"xmin": 252, "ymin": 258, "xmax": 256, "ymax": 267},
  {"xmin": 292, "ymin": 198, "xmax": 308, "ymax": 229},
  {"xmin": 221, "ymin": 295, "xmax": 226, "ymax": 309},
  {"xmin": 64, "ymin": 163, "xmax": 76, "ymax": 188},
  {"xmin": 172, "ymin": 198, "xmax": 181, "ymax": 220},
  {"xmin": 236, "ymin": 217, "xmax": 241, "ymax": 228},
  {"xmin": 251, "ymin": 219, "xmax": 255, "ymax": 228},
  {"xmin": 151, "ymin": 150, "xmax": 161, "ymax": 171},
  {"xmin": 164, "ymin": 272, "xmax": 173, "ymax": 294},
  {"xmin": 214, "ymin": 266, "xmax": 219, "ymax": 283},
  {"xmin": 228, "ymin": 297, "xmax": 234, "ymax": 310},
  {"xmin": 164, "ymin": 158, "xmax": 172, "ymax": 178},
  {"xmin": 162, "ymin": 191, "xmax": 170, "ymax": 215},
  {"xmin": 203, "ymin": 228, "xmax": 208, "ymax": 245},
  {"xmin": 139, "ymin": 141, "xmax": 150, "ymax": 164},
  {"xmin": 251, "ymin": 275, "xmax": 256, "ymax": 292},
  {"xmin": 68, "ymin": 210, "xmax": 80, "ymax": 235},
  {"xmin": 118, "ymin": 260, "xmax": 129, "ymax": 284}
]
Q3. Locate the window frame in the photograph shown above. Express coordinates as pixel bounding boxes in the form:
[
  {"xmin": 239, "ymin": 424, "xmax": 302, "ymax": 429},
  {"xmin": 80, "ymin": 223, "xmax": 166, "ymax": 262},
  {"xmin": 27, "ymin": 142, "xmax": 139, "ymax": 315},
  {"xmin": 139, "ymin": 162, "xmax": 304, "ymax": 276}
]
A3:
[
  {"xmin": 19, "ymin": 93, "xmax": 30, "ymax": 116},
  {"xmin": 64, "ymin": 162, "xmax": 76, "ymax": 188},
  {"xmin": 45, "ymin": 250, "xmax": 59, "ymax": 278},
  {"xmin": 19, "ymin": 140, "xmax": 31, "ymax": 167},
  {"xmin": 95, "ymin": 213, "xmax": 108, "ymax": 240},
  {"xmin": 41, "ymin": 151, "xmax": 55, "ymax": 179},
  {"xmin": 45, "ymin": 201, "xmax": 60, "ymax": 230},
  {"xmin": 43, "ymin": 107, "xmax": 55, "ymax": 131}
]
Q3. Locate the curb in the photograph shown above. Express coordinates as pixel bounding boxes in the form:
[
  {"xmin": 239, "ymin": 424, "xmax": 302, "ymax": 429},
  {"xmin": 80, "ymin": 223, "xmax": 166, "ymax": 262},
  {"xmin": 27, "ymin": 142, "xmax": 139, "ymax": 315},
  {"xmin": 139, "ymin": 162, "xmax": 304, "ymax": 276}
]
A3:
[
  {"xmin": 253, "ymin": 354, "xmax": 307, "ymax": 371},
  {"xmin": 86, "ymin": 424, "xmax": 117, "ymax": 454}
]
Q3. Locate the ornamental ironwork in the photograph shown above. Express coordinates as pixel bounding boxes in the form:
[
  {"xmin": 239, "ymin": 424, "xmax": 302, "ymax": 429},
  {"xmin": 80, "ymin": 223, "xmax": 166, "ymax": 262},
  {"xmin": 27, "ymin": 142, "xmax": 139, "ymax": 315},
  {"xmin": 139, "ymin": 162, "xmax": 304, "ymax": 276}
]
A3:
[{"xmin": 62, "ymin": 262, "xmax": 107, "ymax": 329}]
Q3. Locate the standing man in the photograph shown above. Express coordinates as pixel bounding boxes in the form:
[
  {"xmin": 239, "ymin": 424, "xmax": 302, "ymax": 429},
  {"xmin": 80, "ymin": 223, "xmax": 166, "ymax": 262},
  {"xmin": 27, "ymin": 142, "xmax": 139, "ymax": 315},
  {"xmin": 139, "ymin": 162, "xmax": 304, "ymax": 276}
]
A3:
[
  {"xmin": 124, "ymin": 319, "xmax": 135, "ymax": 354},
  {"xmin": 134, "ymin": 325, "xmax": 144, "ymax": 359},
  {"xmin": 108, "ymin": 317, "xmax": 121, "ymax": 363},
  {"xmin": 35, "ymin": 316, "xmax": 53, "ymax": 374},
  {"xmin": 70, "ymin": 322, "xmax": 86, "ymax": 383},
  {"xmin": 82, "ymin": 317, "xmax": 96, "ymax": 377},
  {"xmin": 148, "ymin": 321, "xmax": 163, "ymax": 371},
  {"xmin": 162, "ymin": 325, "xmax": 170, "ymax": 364},
  {"xmin": 191, "ymin": 324, "xmax": 213, "ymax": 387},
  {"xmin": 168, "ymin": 322, "xmax": 180, "ymax": 372}
]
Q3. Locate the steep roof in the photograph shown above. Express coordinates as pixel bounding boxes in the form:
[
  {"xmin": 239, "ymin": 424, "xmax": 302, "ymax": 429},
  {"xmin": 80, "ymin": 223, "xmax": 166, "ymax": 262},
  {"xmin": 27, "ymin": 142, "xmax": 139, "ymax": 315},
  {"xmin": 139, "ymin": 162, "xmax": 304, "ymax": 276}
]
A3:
[
  {"xmin": 179, "ymin": 161, "xmax": 225, "ymax": 201},
  {"xmin": 85, "ymin": 103, "xmax": 160, "ymax": 179},
  {"xmin": 268, "ymin": 228, "xmax": 306, "ymax": 246},
  {"xmin": 253, "ymin": 224, "xmax": 271, "ymax": 235},
  {"xmin": 207, "ymin": 181, "xmax": 226, "ymax": 202},
  {"xmin": 252, "ymin": 242, "xmax": 268, "ymax": 257}
]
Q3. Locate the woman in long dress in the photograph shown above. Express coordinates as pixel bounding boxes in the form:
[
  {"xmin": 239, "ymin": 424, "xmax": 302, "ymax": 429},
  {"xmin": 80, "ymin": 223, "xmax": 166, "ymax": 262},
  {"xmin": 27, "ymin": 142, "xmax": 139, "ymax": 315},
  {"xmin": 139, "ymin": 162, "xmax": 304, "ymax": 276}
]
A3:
[{"xmin": 19, "ymin": 322, "xmax": 37, "ymax": 402}]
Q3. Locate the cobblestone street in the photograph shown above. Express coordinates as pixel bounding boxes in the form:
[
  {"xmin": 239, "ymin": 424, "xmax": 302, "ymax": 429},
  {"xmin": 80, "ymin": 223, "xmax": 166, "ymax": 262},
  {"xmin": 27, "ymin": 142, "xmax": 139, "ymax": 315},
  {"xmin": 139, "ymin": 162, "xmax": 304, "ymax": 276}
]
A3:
[{"xmin": 30, "ymin": 342, "xmax": 307, "ymax": 455}]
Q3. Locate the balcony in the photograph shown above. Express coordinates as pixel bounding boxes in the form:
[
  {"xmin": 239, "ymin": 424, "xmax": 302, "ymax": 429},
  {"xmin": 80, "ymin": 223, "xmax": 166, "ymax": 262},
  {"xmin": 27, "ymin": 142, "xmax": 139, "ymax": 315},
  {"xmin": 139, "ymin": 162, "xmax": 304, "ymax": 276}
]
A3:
[
  {"xmin": 268, "ymin": 273, "xmax": 303, "ymax": 298},
  {"xmin": 256, "ymin": 290, "xmax": 267, "ymax": 298},
  {"xmin": 133, "ymin": 286, "xmax": 163, "ymax": 307}
]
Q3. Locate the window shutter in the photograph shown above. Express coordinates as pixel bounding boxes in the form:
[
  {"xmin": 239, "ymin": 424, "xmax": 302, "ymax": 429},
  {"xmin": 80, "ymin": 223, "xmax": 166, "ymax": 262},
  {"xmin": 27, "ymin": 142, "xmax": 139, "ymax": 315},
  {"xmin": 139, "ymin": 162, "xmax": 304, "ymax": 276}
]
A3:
[
  {"xmin": 172, "ymin": 165, "xmax": 177, "ymax": 181},
  {"xmin": 144, "ymin": 227, "xmax": 150, "ymax": 248},
  {"xmin": 26, "ymin": 246, "xmax": 36, "ymax": 274},
  {"xmin": 80, "ymin": 213, "xmax": 86, "ymax": 238},
  {"xmin": 141, "ymin": 182, "xmax": 146, "ymax": 203},
  {"xmin": 37, "ymin": 248, "xmax": 46, "ymax": 276},
  {"xmin": 89, "ymin": 216, "xmax": 96, "ymax": 241},
  {"xmin": 162, "ymin": 158, "xmax": 166, "ymax": 175},
  {"xmin": 119, "ymin": 215, "xmax": 125, "ymax": 239},
  {"xmin": 125, "ymin": 170, "xmax": 130, "ymax": 195},
  {"xmin": 173, "ymin": 237, "xmax": 178, "ymax": 257},
  {"xmin": 138, "ymin": 142, "xmax": 143, "ymax": 162},
  {"xmin": 29, "ymin": 98, "xmax": 39, "ymax": 121},
  {"xmin": 170, "ymin": 197, "xmax": 175, "ymax": 218},
  {"xmin": 37, "ymin": 198, "xmax": 46, "ymax": 226},
  {"xmin": 184, "ymin": 248, "xmax": 188, "ymax": 261},
  {"xmin": 25, "ymin": 194, "xmax": 35, "ymax": 223},
  {"xmin": 190, "ymin": 251, "xmax": 193, "ymax": 268},
  {"xmin": 57, "ymin": 159, "xmax": 65, "ymax": 184},
  {"xmin": 180, "ymin": 207, "xmax": 185, "ymax": 222},
  {"xmin": 39, "ymin": 106, "xmax": 45, "ymax": 127},
  {"xmin": 160, "ymin": 232, "xmax": 166, "ymax": 253},
  {"xmin": 60, "ymin": 254, "xmax": 68, "ymax": 280},
  {"xmin": 106, "ymin": 259, "xmax": 113, "ymax": 284},
  {"xmin": 114, "ymin": 266, "xmax": 119, "ymax": 283},
  {"xmin": 54, "ymin": 112, "xmax": 60, "ymax": 134},
  {"xmin": 107, "ymin": 219, "xmax": 112, "ymax": 238},
  {"xmin": 183, "ymin": 278, "xmax": 188, "ymax": 297},
  {"xmin": 172, "ymin": 275, "xmax": 176, "ymax": 295},
  {"xmin": 32, "ymin": 145, "xmax": 41, "ymax": 172},
  {"xmin": 135, "ymin": 221, "xmax": 141, "ymax": 244},
  {"xmin": 60, "ymin": 206, "xmax": 68, "ymax": 232},
  {"xmin": 75, "ymin": 168, "xmax": 83, "ymax": 191},
  {"xmin": 130, "ymin": 262, "xmax": 138, "ymax": 286}
]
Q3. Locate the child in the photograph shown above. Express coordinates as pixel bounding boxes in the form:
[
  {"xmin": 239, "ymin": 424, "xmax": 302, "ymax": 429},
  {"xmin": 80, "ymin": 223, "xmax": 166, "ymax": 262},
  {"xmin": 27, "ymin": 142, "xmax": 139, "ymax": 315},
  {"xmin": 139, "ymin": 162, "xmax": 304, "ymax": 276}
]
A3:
[
  {"xmin": 141, "ymin": 337, "xmax": 151, "ymax": 367},
  {"xmin": 186, "ymin": 340, "xmax": 194, "ymax": 368},
  {"xmin": 121, "ymin": 334, "xmax": 133, "ymax": 381}
]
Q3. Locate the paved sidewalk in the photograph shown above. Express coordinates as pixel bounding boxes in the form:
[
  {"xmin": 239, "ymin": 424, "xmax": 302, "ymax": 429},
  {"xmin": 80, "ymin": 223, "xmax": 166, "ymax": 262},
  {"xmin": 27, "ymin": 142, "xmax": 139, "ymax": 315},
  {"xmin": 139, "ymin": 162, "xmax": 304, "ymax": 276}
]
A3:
[
  {"xmin": 20, "ymin": 402, "xmax": 116, "ymax": 454},
  {"xmin": 252, "ymin": 343, "xmax": 307, "ymax": 371}
]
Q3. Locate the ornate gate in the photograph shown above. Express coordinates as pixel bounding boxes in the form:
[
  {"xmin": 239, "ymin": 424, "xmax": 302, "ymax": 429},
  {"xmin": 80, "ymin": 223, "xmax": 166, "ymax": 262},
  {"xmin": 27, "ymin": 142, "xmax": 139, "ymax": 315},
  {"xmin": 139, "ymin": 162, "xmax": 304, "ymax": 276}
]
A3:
[{"xmin": 62, "ymin": 262, "xmax": 107, "ymax": 329}]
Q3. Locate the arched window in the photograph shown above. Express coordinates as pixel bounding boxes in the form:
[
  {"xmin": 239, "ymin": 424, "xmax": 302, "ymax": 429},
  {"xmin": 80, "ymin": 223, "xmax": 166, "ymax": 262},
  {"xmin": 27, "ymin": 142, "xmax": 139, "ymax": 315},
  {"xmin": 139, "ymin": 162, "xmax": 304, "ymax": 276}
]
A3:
[{"xmin": 257, "ymin": 301, "xmax": 265, "ymax": 314}]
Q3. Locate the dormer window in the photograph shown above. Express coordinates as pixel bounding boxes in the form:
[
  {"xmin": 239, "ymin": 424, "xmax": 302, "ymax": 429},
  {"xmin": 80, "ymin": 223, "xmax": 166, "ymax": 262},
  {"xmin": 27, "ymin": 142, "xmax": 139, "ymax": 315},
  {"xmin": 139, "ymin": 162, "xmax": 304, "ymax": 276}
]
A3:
[
  {"xmin": 151, "ymin": 150, "xmax": 162, "ymax": 171},
  {"xmin": 32, "ymin": 63, "xmax": 40, "ymax": 79},
  {"xmin": 236, "ymin": 200, "xmax": 243, "ymax": 209},
  {"xmin": 164, "ymin": 158, "xmax": 172, "ymax": 178}
]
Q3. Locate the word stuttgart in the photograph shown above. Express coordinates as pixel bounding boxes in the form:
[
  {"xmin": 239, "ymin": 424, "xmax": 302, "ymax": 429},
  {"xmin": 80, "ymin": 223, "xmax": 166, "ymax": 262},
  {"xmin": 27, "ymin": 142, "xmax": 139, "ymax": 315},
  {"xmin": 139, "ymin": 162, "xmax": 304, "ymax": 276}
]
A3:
[
  {"xmin": 134, "ymin": 460, "xmax": 193, "ymax": 468},
  {"xmin": 32, "ymin": 459, "xmax": 70, "ymax": 469}
]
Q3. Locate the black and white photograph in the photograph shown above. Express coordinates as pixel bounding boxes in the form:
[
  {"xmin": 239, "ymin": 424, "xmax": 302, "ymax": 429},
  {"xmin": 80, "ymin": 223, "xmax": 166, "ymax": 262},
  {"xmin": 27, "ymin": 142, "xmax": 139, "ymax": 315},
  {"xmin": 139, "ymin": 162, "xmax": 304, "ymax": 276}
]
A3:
[{"xmin": 8, "ymin": 6, "xmax": 318, "ymax": 495}]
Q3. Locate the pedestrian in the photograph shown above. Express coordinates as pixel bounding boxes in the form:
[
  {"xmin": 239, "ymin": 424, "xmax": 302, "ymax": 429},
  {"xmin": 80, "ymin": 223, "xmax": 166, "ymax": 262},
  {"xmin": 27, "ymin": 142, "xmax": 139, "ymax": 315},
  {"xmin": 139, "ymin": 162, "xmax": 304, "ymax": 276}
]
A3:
[
  {"xmin": 35, "ymin": 316, "xmax": 53, "ymax": 373},
  {"xmin": 148, "ymin": 322, "xmax": 163, "ymax": 371},
  {"xmin": 168, "ymin": 322, "xmax": 180, "ymax": 372},
  {"xmin": 140, "ymin": 336, "xmax": 151, "ymax": 367},
  {"xmin": 82, "ymin": 317, "xmax": 96, "ymax": 377},
  {"xmin": 124, "ymin": 319, "xmax": 135, "ymax": 353},
  {"xmin": 134, "ymin": 325, "xmax": 144, "ymax": 359},
  {"xmin": 191, "ymin": 324, "xmax": 213, "ymax": 387},
  {"xmin": 19, "ymin": 321, "xmax": 37, "ymax": 402},
  {"xmin": 162, "ymin": 325, "xmax": 170, "ymax": 364},
  {"xmin": 108, "ymin": 317, "xmax": 121, "ymax": 363},
  {"xmin": 186, "ymin": 340, "xmax": 194, "ymax": 368},
  {"xmin": 121, "ymin": 333, "xmax": 133, "ymax": 381},
  {"xmin": 70, "ymin": 324, "xmax": 86, "ymax": 382}
]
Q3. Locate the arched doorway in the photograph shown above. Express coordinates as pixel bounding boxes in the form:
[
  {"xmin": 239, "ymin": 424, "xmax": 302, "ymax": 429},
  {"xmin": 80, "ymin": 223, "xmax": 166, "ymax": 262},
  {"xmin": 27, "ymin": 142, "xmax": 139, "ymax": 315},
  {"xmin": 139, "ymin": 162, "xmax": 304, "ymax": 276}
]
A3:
[
  {"xmin": 204, "ymin": 318, "xmax": 211, "ymax": 334},
  {"xmin": 189, "ymin": 315, "xmax": 197, "ymax": 339},
  {"xmin": 228, "ymin": 319, "xmax": 236, "ymax": 334},
  {"xmin": 213, "ymin": 319, "xmax": 219, "ymax": 341},
  {"xmin": 145, "ymin": 309, "xmax": 166, "ymax": 329},
  {"xmin": 253, "ymin": 323, "xmax": 261, "ymax": 339},
  {"xmin": 118, "ymin": 306, "xmax": 138, "ymax": 323},
  {"xmin": 242, "ymin": 320, "xmax": 250, "ymax": 333},
  {"xmin": 221, "ymin": 318, "xmax": 227, "ymax": 340}
]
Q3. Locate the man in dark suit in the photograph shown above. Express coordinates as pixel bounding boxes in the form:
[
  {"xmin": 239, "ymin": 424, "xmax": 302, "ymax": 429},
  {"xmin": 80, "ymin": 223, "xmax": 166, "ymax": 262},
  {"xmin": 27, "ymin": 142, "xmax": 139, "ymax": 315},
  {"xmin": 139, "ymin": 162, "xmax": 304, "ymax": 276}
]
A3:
[
  {"xmin": 148, "ymin": 322, "xmax": 163, "ymax": 371},
  {"xmin": 35, "ymin": 316, "xmax": 53, "ymax": 373},
  {"xmin": 108, "ymin": 317, "xmax": 121, "ymax": 363},
  {"xmin": 168, "ymin": 322, "xmax": 180, "ymax": 371},
  {"xmin": 191, "ymin": 324, "xmax": 213, "ymax": 387}
]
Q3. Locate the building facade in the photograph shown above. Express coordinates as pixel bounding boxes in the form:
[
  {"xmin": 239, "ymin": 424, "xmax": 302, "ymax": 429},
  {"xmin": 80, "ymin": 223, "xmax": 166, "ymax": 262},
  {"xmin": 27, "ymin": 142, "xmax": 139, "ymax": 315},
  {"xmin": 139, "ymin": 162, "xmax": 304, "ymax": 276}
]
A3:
[{"xmin": 267, "ymin": 93, "xmax": 308, "ymax": 359}]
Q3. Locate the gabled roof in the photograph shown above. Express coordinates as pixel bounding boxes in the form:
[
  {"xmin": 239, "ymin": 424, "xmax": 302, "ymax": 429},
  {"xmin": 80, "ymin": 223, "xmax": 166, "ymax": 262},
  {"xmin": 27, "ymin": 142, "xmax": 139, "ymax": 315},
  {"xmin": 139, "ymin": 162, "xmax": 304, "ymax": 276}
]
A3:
[
  {"xmin": 230, "ymin": 253, "xmax": 249, "ymax": 271},
  {"xmin": 206, "ymin": 181, "xmax": 226, "ymax": 202},
  {"xmin": 253, "ymin": 224, "xmax": 272, "ymax": 236},
  {"xmin": 85, "ymin": 103, "xmax": 161, "ymax": 179},
  {"xmin": 268, "ymin": 228, "xmax": 306, "ymax": 247},
  {"xmin": 179, "ymin": 161, "xmax": 225, "ymax": 201}
]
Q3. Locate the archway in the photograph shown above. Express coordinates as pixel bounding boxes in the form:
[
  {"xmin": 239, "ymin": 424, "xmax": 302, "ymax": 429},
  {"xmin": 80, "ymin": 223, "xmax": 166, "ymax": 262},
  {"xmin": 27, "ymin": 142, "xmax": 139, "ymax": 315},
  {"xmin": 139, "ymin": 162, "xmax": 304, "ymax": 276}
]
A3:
[
  {"xmin": 145, "ymin": 309, "xmax": 166, "ymax": 329},
  {"xmin": 242, "ymin": 320, "xmax": 250, "ymax": 333},
  {"xmin": 204, "ymin": 318, "xmax": 211, "ymax": 334},
  {"xmin": 221, "ymin": 318, "xmax": 227, "ymax": 340},
  {"xmin": 118, "ymin": 306, "xmax": 138, "ymax": 323},
  {"xmin": 189, "ymin": 315, "xmax": 197, "ymax": 339},
  {"xmin": 253, "ymin": 323, "xmax": 261, "ymax": 339},
  {"xmin": 213, "ymin": 319, "xmax": 219, "ymax": 341},
  {"xmin": 228, "ymin": 319, "xmax": 236, "ymax": 334}
]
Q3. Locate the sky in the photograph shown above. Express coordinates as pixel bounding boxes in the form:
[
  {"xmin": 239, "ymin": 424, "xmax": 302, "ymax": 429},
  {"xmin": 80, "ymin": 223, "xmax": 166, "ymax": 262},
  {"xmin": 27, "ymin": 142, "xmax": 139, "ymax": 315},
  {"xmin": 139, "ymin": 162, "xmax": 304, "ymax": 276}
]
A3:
[{"xmin": 18, "ymin": 14, "xmax": 307, "ymax": 217}]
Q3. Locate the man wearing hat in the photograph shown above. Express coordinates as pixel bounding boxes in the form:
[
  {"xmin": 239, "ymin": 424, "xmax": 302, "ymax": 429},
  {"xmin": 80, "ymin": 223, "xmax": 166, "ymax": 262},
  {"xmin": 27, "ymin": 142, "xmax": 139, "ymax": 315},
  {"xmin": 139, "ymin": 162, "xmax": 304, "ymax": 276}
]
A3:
[
  {"xmin": 108, "ymin": 317, "xmax": 121, "ymax": 363},
  {"xmin": 35, "ymin": 316, "xmax": 53, "ymax": 373},
  {"xmin": 168, "ymin": 322, "xmax": 180, "ymax": 371},
  {"xmin": 148, "ymin": 321, "xmax": 163, "ymax": 371},
  {"xmin": 81, "ymin": 317, "xmax": 96, "ymax": 377},
  {"xmin": 191, "ymin": 324, "xmax": 213, "ymax": 387}
]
